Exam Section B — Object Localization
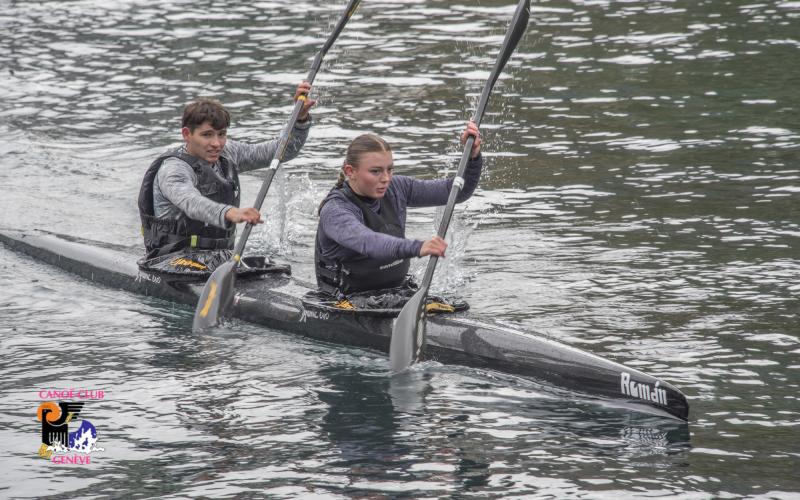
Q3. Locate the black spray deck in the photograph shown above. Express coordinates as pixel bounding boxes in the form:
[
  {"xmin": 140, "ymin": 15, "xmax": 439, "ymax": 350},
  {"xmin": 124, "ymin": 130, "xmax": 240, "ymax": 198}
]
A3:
[{"xmin": 1, "ymin": 230, "xmax": 689, "ymax": 420}]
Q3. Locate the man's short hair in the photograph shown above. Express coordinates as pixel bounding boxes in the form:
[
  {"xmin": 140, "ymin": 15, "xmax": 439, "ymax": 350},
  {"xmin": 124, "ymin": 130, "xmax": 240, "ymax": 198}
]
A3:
[{"xmin": 181, "ymin": 99, "xmax": 231, "ymax": 132}]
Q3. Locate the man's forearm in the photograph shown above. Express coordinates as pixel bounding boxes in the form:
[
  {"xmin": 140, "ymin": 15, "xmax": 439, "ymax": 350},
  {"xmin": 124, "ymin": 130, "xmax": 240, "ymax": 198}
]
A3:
[{"xmin": 229, "ymin": 118, "xmax": 311, "ymax": 174}]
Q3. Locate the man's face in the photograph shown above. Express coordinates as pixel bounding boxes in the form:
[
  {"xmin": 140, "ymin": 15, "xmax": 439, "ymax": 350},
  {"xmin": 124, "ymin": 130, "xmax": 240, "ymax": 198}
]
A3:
[{"xmin": 182, "ymin": 121, "xmax": 227, "ymax": 163}]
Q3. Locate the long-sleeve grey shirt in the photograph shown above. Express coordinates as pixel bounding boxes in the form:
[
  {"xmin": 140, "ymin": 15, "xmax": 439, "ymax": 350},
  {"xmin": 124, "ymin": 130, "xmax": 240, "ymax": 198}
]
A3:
[
  {"xmin": 317, "ymin": 154, "xmax": 482, "ymax": 263},
  {"xmin": 153, "ymin": 119, "xmax": 311, "ymax": 228}
]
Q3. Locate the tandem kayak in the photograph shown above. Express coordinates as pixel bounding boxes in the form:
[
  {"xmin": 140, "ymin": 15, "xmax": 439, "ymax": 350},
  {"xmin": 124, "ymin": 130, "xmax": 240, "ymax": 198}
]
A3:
[{"xmin": 0, "ymin": 229, "xmax": 689, "ymax": 421}]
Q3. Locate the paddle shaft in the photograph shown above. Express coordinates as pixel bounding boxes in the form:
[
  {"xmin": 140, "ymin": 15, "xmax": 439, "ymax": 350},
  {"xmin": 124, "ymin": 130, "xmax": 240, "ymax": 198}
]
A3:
[
  {"xmin": 388, "ymin": 0, "xmax": 530, "ymax": 370},
  {"xmin": 192, "ymin": 0, "xmax": 361, "ymax": 331},
  {"xmin": 232, "ymin": 0, "xmax": 361, "ymax": 261},
  {"xmin": 418, "ymin": 0, "xmax": 530, "ymax": 292}
]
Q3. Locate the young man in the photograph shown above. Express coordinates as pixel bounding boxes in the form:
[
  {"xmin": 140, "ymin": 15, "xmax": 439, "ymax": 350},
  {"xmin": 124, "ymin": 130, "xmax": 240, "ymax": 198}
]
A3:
[{"xmin": 139, "ymin": 82, "xmax": 315, "ymax": 259}]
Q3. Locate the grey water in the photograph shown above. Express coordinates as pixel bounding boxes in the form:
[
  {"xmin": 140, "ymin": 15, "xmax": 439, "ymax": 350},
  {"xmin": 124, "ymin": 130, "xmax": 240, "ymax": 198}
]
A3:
[{"xmin": 1, "ymin": 0, "xmax": 798, "ymax": 497}]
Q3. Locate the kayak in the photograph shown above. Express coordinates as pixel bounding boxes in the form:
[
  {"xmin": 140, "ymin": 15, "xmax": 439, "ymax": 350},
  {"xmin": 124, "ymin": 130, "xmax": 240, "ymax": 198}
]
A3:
[{"xmin": 0, "ymin": 229, "xmax": 689, "ymax": 421}]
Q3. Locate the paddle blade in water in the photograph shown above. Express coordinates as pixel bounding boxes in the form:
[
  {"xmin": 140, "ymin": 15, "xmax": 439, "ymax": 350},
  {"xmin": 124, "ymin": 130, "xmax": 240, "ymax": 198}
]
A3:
[
  {"xmin": 390, "ymin": 289, "xmax": 428, "ymax": 372},
  {"xmin": 192, "ymin": 260, "xmax": 237, "ymax": 332}
]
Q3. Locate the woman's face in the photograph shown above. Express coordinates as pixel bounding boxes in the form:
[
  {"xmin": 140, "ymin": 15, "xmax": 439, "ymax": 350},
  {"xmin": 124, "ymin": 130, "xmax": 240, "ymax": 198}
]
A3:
[{"xmin": 346, "ymin": 151, "xmax": 394, "ymax": 199}]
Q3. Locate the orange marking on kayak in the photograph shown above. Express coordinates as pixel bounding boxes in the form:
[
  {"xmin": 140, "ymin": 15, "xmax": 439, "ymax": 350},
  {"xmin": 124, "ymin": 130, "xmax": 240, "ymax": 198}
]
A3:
[{"xmin": 199, "ymin": 281, "xmax": 218, "ymax": 318}]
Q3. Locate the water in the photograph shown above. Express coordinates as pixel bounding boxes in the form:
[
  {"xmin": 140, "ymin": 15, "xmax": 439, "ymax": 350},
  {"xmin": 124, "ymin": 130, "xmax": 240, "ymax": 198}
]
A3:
[{"xmin": 1, "ymin": 0, "xmax": 799, "ymax": 497}]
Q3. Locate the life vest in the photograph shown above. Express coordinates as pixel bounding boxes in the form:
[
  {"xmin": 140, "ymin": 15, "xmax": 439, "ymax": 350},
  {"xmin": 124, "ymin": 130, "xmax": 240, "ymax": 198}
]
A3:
[
  {"xmin": 138, "ymin": 149, "xmax": 240, "ymax": 258},
  {"xmin": 315, "ymin": 184, "xmax": 411, "ymax": 296}
]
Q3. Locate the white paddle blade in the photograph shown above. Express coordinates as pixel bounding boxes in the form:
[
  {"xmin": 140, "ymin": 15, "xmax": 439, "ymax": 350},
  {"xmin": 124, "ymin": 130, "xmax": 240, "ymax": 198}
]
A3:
[
  {"xmin": 192, "ymin": 260, "xmax": 237, "ymax": 332},
  {"xmin": 390, "ymin": 289, "xmax": 427, "ymax": 372}
]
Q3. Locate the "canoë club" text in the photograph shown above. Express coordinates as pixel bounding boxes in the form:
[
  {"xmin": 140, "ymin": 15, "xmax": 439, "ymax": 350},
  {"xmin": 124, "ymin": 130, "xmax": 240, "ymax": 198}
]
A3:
[{"xmin": 38, "ymin": 389, "xmax": 105, "ymax": 400}]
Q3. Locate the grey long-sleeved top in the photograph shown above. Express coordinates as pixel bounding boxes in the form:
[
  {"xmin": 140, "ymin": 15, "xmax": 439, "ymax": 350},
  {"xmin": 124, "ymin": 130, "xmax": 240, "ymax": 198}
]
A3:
[
  {"xmin": 317, "ymin": 154, "xmax": 482, "ymax": 263},
  {"xmin": 153, "ymin": 119, "xmax": 311, "ymax": 228}
]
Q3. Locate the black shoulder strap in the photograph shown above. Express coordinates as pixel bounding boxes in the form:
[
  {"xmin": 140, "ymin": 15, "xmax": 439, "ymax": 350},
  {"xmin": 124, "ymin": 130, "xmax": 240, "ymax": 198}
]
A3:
[{"xmin": 340, "ymin": 184, "xmax": 401, "ymax": 230}]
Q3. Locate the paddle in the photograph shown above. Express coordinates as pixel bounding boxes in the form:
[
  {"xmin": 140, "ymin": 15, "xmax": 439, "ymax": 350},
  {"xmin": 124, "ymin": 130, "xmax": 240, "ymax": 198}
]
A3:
[
  {"xmin": 389, "ymin": 0, "xmax": 531, "ymax": 372},
  {"xmin": 193, "ymin": 0, "xmax": 362, "ymax": 332}
]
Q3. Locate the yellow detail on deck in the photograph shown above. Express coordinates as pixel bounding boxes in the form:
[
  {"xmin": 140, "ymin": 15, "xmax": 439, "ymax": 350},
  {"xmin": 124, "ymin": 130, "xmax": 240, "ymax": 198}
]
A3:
[
  {"xmin": 425, "ymin": 302, "xmax": 455, "ymax": 314},
  {"xmin": 334, "ymin": 299, "xmax": 355, "ymax": 310},
  {"xmin": 170, "ymin": 258, "xmax": 208, "ymax": 271}
]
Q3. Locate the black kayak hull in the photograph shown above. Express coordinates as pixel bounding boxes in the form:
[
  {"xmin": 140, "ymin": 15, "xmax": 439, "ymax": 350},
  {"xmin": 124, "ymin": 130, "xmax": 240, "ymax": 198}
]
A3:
[{"xmin": 0, "ymin": 230, "xmax": 689, "ymax": 420}]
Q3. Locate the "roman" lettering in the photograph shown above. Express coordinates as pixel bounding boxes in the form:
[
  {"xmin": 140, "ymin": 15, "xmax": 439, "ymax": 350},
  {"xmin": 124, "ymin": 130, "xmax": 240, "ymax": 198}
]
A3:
[{"xmin": 620, "ymin": 372, "xmax": 668, "ymax": 406}]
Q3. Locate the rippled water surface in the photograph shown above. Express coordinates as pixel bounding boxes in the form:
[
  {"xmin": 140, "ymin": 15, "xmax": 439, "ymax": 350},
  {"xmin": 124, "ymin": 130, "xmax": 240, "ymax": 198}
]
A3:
[{"xmin": 1, "ymin": 0, "xmax": 799, "ymax": 497}]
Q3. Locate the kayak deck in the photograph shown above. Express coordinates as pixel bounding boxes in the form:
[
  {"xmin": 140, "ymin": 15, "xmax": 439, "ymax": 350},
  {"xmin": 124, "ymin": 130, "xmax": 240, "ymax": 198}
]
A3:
[{"xmin": 0, "ymin": 229, "xmax": 689, "ymax": 421}]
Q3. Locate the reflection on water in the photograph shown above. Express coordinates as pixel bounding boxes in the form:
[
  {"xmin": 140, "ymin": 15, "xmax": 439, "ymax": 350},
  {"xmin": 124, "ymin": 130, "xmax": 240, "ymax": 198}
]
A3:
[{"xmin": 1, "ymin": 0, "xmax": 799, "ymax": 496}]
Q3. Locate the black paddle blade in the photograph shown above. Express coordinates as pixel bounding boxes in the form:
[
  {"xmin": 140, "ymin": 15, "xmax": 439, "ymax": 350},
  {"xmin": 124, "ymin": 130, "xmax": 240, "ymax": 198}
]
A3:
[
  {"xmin": 390, "ymin": 288, "xmax": 428, "ymax": 372},
  {"xmin": 192, "ymin": 260, "xmax": 237, "ymax": 332},
  {"xmin": 497, "ymin": 0, "xmax": 531, "ymax": 74},
  {"xmin": 474, "ymin": 0, "xmax": 531, "ymax": 124}
]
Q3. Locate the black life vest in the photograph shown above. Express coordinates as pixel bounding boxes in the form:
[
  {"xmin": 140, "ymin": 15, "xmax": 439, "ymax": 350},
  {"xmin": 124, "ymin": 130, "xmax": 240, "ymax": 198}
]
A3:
[
  {"xmin": 315, "ymin": 184, "xmax": 411, "ymax": 296},
  {"xmin": 138, "ymin": 149, "xmax": 240, "ymax": 258}
]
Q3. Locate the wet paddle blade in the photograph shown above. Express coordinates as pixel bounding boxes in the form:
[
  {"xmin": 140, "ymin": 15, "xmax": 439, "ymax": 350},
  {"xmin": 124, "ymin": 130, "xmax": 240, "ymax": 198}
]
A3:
[
  {"xmin": 192, "ymin": 260, "xmax": 237, "ymax": 332},
  {"xmin": 390, "ymin": 288, "xmax": 428, "ymax": 372}
]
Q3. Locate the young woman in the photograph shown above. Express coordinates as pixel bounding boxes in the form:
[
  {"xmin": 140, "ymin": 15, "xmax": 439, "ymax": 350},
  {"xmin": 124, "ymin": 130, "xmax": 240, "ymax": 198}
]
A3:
[{"xmin": 315, "ymin": 121, "xmax": 482, "ymax": 297}]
